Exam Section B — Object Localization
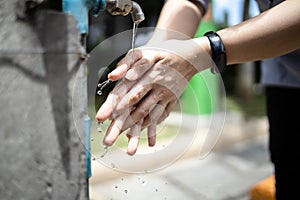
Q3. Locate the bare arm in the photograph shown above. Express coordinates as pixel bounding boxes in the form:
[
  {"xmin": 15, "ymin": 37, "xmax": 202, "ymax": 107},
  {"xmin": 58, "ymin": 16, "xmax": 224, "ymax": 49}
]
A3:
[
  {"xmin": 96, "ymin": 0, "xmax": 300, "ymax": 155},
  {"xmin": 97, "ymin": 0, "xmax": 207, "ymax": 154},
  {"xmin": 145, "ymin": 0, "xmax": 204, "ymax": 44},
  {"xmin": 108, "ymin": 0, "xmax": 206, "ymax": 80},
  {"xmin": 195, "ymin": 0, "xmax": 300, "ymax": 65}
]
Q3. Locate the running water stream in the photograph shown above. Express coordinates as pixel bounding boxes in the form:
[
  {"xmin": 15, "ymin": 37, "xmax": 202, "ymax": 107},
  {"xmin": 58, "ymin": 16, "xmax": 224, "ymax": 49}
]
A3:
[
  {"xmin": 95, "ymin": 22, "xmax": 140, "ymax": 159},
  {"xmin": 131, "ymin": 21, "xmax": 139, "ymax": 62}
]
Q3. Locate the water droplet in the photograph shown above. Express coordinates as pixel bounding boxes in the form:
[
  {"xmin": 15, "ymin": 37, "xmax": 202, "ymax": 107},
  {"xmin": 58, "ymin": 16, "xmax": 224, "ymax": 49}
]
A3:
[
  {"xmin": 114, "ymin": 185, "xmax": 118, "ymax": 189},
  {"xmin": 155, "ymin": 189, "xmax": 158, "ymax": 192},
  {"xmin": 100, "ymin": 145, "xmax": 108, "ymax": 158},
  {"xmin": 110, "ymin": 163, "xmax": 116, "ymax": 169},
  {"xmin": 121, "ymin": 178, "xmax": 124, "ymax": 181},
  {"xmin": 142, "ymin": 181, "xmax": 146, "ymax": 185},
  {"xmin": 137, "ymin": 177, "xmax": 141, "ymax": 180},
  {"xmin": 97, "ymin": 127, "xmax": 102, "ymax": 133},
  {"xmin": 91, "ymin": 138, "xmax": 94, "ymax": 142},
  {"xmin": 97, "ymin": 79, "xmax": 112, "ymax": 92},
  {"xmin": 124, "ymin": 189, "xmax": 128, "ymax": 194},
  {"xmin": 92, "ymin": 157, "xmax": 96, "ymax": 161}
]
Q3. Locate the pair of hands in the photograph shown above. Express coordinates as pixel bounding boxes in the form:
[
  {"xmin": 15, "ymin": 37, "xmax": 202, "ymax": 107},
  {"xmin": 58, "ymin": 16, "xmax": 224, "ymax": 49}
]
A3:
[{"xmin": 95, "ymin": 39, "xmax": 209, "ymax": 155}]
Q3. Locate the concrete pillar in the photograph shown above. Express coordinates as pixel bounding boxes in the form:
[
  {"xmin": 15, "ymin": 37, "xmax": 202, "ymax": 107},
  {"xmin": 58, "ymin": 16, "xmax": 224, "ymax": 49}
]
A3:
[{"xmin": 0, "ymin": 1, "xmax": 88, "ymax": 199}]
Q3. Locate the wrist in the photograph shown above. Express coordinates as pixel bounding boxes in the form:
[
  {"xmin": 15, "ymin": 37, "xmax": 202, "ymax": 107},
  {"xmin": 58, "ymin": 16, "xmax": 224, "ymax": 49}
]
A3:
[
  {"xmin": 204, "ymin": 31, "xmax": 227, "ymax": 74},
  {"xmin": 187, "ymin": 37, "xmax": 215, "ymax": 73}
]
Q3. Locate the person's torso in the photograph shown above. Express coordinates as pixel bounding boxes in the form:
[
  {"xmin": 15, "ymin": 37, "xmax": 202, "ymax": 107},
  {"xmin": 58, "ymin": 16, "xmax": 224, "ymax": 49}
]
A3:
[{"xmin": 256, "ymin": 0, "xmax": 300, "ymax": 87}]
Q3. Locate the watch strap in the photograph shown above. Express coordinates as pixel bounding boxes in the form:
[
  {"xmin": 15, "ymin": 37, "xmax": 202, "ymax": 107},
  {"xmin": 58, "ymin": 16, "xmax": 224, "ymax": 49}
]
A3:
[{"xmin": 204, "ymin": 31, "xmax": 227, "ymax": 74}]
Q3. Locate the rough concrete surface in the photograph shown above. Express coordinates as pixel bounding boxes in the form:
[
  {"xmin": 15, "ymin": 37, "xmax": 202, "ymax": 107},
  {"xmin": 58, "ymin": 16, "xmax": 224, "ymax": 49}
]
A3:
[{"xmin": 0, "ymin": 1, "xmax": 88, "ymax": 199}]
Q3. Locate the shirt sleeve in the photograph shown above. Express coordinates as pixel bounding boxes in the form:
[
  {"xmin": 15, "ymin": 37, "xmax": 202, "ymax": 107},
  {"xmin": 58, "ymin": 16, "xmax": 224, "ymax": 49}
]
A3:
[{"xmin": 189, "ymin": 0, "xmax": 209, "ymax": 16}]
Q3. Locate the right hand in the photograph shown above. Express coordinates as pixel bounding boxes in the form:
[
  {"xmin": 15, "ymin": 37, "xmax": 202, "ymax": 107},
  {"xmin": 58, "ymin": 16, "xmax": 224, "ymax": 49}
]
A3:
[{"xmin": 96, "ymin": 38, "xmax": 212, "ymax": 155}]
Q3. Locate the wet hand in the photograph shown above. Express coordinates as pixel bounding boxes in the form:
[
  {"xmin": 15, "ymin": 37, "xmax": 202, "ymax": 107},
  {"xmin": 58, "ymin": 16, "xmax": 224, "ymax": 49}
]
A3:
[{"xmin": 96, "ymin": 39, "xmax": 210, "ymax": 155}]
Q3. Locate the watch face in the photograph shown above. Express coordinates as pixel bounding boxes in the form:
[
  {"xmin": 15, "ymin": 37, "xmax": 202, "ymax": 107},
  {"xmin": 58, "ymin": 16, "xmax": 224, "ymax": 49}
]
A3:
[{"xmin": 94, "ymin": 53, "xmax": 126, "ymax": 113}]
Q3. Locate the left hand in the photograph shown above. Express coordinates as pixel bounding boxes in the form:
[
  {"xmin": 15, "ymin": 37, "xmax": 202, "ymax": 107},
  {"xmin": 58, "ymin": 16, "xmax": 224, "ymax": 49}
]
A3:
[{"xmin": 96, "ymin": 39, "xmax": 211, "ymax": 155}]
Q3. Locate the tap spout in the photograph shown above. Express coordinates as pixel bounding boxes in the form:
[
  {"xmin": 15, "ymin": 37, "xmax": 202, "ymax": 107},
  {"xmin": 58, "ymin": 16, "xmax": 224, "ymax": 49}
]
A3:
[
  {"xmin": 130, "ymin": 1, "xmax": 145, "ymax": 24},
  {"xmin": 96, "ymin": 0, "xmax": 145, "ymax": 23}
]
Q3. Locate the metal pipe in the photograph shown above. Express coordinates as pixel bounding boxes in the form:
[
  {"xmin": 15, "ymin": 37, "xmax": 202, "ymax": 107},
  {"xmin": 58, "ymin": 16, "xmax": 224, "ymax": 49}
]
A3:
[
  {"xmin": 130, "ymin": 1, "xmax": 145, "ymax": 23},
  {"xmin": 95, "ymin": 0, "xmax": 145, "ymax": 23}
]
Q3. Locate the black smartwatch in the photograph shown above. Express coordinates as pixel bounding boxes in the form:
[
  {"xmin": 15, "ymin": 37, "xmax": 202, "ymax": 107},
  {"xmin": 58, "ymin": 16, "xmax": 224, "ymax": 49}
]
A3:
[{"xmin": 204, "ymin": 31, "xmax": 227, "ymax": 74}]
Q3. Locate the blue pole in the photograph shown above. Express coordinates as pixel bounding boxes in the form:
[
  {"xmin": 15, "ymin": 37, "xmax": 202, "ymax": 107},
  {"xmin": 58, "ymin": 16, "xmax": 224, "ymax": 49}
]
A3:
[
  {"xmin": 62, "ymin": 0, "xmax": 89, "ymax": 34},
  {"xmin": 62, "ymin": 1, "xmax": 106, "ymax": 199}
]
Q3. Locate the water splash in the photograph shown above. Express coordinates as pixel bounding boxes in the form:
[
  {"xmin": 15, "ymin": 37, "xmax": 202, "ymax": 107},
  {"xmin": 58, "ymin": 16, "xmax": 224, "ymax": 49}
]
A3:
[
  {"xmin": 93, "ymin": 21, "xmax": 140, "ymax": 168},
  {"xmin": 100, "ymin": 145, "xmax": 109, "ymax": 158},
  {"xmin": 96, "ymin": 126, "xmax": 102, "ymax": 133},
  {"xmin": 96, "ymin": 79, "xmax": 112, "ymax": 96},
  {"xmin": 111, "ymin": 163, "xmax": 116, "ymax": 169}
]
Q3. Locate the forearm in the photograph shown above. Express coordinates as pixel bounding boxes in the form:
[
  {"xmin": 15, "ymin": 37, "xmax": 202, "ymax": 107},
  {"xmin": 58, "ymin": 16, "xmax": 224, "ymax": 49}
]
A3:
[
  {"xmin": 207, "ymin": 0, "xmax": 300, "ymax": 65},
  {"xmin": 149, "ymin": 0, "xmax": 204, "ymax": 43}
]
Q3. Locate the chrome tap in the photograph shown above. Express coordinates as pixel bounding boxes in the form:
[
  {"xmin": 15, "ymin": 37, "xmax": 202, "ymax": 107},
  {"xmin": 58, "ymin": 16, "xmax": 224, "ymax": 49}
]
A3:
[
  {"xmin": 92, "ymin": 0, "xmax": 145, "ymax": 24},
  {"xmin": 130, "ymin": 1, "xmax": 145, "ymax": 23}
]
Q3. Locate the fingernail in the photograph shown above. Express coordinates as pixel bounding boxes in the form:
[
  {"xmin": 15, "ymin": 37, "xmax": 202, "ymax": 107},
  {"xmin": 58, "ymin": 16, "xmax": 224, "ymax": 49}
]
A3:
[
  {"xmin": 125, "ymin": 69, "xmax": 137, "ymax": 80},
  {"xmin": 96, "ymin": 94, "xmax": 118, "ymax": 122},
  {"xmin": 127, "ymin": 137, "xmax": 138, "ymax": 155},
  {"xmin": 96, "ymin": 107, "xmax": 106, "ymax": 122}
]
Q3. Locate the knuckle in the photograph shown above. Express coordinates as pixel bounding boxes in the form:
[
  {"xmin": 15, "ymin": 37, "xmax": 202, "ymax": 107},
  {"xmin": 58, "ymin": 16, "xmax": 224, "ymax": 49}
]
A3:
[
  {"xmin": 129, "ymin": 92, "xmax": 141, "ymax": 103},
  {"xmin": 142, "ymin": 117, "xmax": 151, "ymax": 128},
  {"xmin": 132, "ymin": 106, "xmax": 150, "ymax": 120},
  {"xmin": 157, "ymin": 88, "xmax": 170, "ymax": 99},
  {"xmin": 138, "ymin": 107, "xmax": 150, "ymax": 118},
  {"xmin": 129, "ymin": 85, "xmax": 148, "ymax": 103},
  {"xmin": 138, "ymin": 58, "xmax": 150, "ymax": 66}
]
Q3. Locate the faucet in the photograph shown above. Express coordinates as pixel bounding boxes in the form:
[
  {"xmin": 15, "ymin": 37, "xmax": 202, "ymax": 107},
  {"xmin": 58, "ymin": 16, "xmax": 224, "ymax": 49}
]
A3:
[{"xmin": 92, "ymin": 0, "xmax": 145, "ymax": 24}]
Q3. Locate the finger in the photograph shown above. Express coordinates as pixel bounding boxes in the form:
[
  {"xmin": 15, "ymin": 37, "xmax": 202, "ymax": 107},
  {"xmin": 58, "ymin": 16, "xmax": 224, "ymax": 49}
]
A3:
[
  {"xmin": 113, "ymin": 105, "xmax": 136, "ymax": 129},
  {"xmin": 115, "ymin": 83, "xmax": 152, "ymax": 114},
  {"xmin": 121, "ymin": 90, "xmax": 159, "ymax": 130},
  {"xmin": 149, "ymin": 102, "xmax": 168, "ymax": 123},
  {"xmin": 95, "ymin": 79, "xmax": 136, "ymax": 122},
  {"xmin": 103, "ymin": 110, "xmax": 130, "ymax": 146},
  {"xmin": 108, "ymin": 50, "xmax": 143, "ymax": 81},
  {"xmin": 142, "ymin": 101, "xmax": 168, "ymax": 127},
  {"xmin": 96, "ymin": 93, "xmax": 118, "ymax": 122},
  {"xmin": 147, "ymin": 124, "xmax": 156, "ymax": 147},
  {"xmin": 126, "ymin": 121, "xmax": 142, "ymax": 155},
  {"xmin": 125, "ymin": 54, "xmax": 157, "ymax": 81},
  {"xmin": 107, "ymin": 64, "xmax": 130, "ymax": 81},
  {"xmin": 157, "ymin": 101, "xmax": 177, "ymax": 124}
]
